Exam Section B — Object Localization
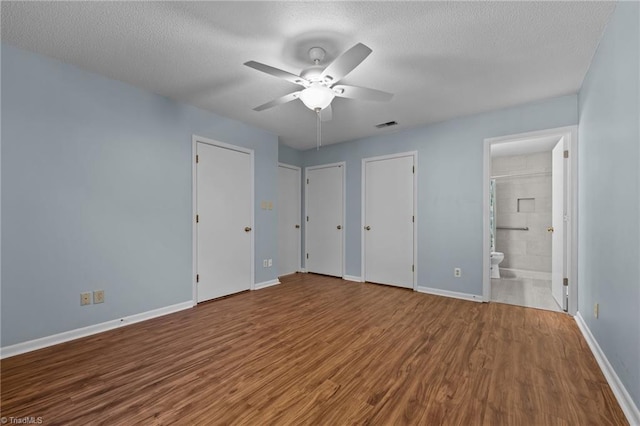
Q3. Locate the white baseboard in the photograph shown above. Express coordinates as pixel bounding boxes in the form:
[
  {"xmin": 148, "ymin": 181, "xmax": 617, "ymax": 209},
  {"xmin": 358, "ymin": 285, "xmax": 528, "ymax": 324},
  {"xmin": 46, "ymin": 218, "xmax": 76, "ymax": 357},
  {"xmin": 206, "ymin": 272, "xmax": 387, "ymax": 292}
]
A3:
[
  {"xmin": 299, "ymin": 268, "xmax": 307, "ymax": 273},
  {"xmin": 0, "ymin": 301, "xmax": 193, "ymax": 359},
  {"xmin": 416, "ymin": 286, "xmax": 483, "ymax": 303},
  {"xmin": 253, "ymin": 279, "xmax": 280, "ymax": 290},
  {"xmin": 575, "ymin": 312, "xmax": 640, "ymax": 425},
  {"xmin": 343, "ymin": 275, "xmax": 363, "ymax": 282}
]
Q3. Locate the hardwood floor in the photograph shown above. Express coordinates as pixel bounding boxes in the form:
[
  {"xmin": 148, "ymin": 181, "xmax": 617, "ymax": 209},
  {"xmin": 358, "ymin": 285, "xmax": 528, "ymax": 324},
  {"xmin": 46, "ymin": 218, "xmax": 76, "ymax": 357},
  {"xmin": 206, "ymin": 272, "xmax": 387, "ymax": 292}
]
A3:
[{"xmin": 1, "ymin": 274, "xmax": 627, "ymax": 425}]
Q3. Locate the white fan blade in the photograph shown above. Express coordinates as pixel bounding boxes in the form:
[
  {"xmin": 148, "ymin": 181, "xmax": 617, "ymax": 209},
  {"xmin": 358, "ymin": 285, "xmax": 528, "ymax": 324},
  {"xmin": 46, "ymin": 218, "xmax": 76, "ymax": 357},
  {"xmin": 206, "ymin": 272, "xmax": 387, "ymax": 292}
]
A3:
[
  {"xmin": 333, "ymin": 84, "xmax": 393, "ymax": 102},
  {"xmin": 321, "ymin": 105, "xmax": 332, "ymax": 122},
  {"xmin": 244, "ymin": 61, "xmax": 308, "ymax": 86},
  {"xmin": 321, "ymin": 43, "xmax": 372, "ymax": 84},
  {"xmin": 253, "ymin": 91, "xmax": 301, "ymax": 111}
]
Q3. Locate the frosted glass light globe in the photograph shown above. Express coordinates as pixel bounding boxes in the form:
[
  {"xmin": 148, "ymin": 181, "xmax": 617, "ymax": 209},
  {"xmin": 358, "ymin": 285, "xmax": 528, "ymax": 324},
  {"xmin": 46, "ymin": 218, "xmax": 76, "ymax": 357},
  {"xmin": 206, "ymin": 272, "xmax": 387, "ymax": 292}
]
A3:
[{"xmin": 299, "ymin": 83, "xmax": 335, "ymax": 111}]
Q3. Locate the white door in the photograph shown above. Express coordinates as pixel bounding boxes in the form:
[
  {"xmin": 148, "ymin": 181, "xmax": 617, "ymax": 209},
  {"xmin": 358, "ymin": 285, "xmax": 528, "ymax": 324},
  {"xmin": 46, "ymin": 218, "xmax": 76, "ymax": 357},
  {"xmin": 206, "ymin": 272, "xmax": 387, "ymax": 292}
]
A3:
[
  {"xmin": 278, "ymin": 164, "xmax": 301, "ymax": 276},
  {"xmin": 305, "ymin": 164, "xmax": 344, "ymax": 277},
  {"xmin": 364, "ymin": 155, "xmax": 415, "ymax": 288},
  {"xmin": 551, "ymin": 138, "xmax": 567, "ymax": 310},
  {"xmin": 196, "ymin": 142, "xmax": 253, "ymax": 302}
]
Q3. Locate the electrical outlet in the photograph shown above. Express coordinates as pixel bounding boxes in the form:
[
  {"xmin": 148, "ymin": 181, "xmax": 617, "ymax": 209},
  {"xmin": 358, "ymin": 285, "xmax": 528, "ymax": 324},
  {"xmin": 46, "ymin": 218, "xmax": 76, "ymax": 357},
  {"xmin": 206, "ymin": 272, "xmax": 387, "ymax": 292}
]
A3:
[
  {"xmin": 268, "ymin": 258, "xmax": 272, "ymax": 267},
  {"xmin": 263, "ymin": 259, "xmax": 268, "ymax": 268},
  {"xmin": 594, "ymin": 303, "xmax": 599, "ymax": 318},
  {"xmin": 80, "ymin": 292, "xmax": 92, "ymax": 306},
  {"xmin": 454, "ymin": 268, "xmax": 462, "ymax": 277},
  {"xmin": 93, "ymin": 290, "xmax": 105, "ymax": 304}
]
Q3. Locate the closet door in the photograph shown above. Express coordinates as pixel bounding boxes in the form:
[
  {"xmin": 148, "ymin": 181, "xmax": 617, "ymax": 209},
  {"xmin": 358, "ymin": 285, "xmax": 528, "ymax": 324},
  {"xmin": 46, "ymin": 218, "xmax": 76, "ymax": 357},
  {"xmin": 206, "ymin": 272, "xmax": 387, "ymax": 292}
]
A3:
[
  {"xmin": 305, "ymin": 163, "xmax": 344, "ymax": 277},
  {"xmin": 363, "ymin": 154, "xmax": 415, "ymax": 288},
  {"xmin": 278, "ymin": 164, "xmax": 301, "ymax": 276}
]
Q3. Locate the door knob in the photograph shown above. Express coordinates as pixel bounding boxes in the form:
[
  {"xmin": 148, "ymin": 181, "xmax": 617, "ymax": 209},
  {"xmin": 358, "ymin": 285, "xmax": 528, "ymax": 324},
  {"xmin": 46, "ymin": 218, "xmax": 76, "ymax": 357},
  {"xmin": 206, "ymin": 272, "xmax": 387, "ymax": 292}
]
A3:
[
  {"xmin": 244, "ymin": 226, "xmax": 252, "ymax": 232},
  {"xmin": 337, "ymin": 225, "xmax": 342, "ymax": 230},
  {"xmin": 364, "ymin": 226, "xmax": 371, "ymax": 231},
  {"xmin": 295, "ymin": 224, "xmax": 300, "ymax": 229},
  {"xmin": 547, "ymin": 227, "xmax": 554, "ymax": 233}
]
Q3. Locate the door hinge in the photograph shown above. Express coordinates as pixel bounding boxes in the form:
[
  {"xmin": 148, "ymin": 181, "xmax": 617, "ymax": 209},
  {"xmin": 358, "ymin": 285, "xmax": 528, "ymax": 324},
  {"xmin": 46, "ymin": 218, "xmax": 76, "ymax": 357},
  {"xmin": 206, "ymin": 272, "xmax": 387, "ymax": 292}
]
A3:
[
  {"xmin": 307, "ymin": 178, "xmax": 309, "ymax": 184},
  {"xmin": 412, "ymin": 166, "xmax": 415, "ymax": 173},
  {"xmin": 306, "ymin": 216, "xmax": 309, "ymax": 222},
  {"xmin": 412, "ymin": 215, "xmax": 415, "ymax": 222},
  {"xmin": 564, "ymin": 150, "xmax": 569, "ymax": 159},
  {"xmin": 306, "ymin": 253, "xmax": 309, "ymax": 259},
  {"xmin": 563, "ymin": 277, "xmax": 568, "ymax": 286},
  {"xmin": 196, "ymin": 214, "xmax": 199, "ymax": 223},
  {"xmin": 412, "ymin": 265, "xmax": 415, "ymax": 272},
  {"xmin": 196, "ymin": 274, "xmax": 200, "ymax": 283},
  {"xmin": 196, "ymin": 155, "xmax": 199, "ymax": 163}
]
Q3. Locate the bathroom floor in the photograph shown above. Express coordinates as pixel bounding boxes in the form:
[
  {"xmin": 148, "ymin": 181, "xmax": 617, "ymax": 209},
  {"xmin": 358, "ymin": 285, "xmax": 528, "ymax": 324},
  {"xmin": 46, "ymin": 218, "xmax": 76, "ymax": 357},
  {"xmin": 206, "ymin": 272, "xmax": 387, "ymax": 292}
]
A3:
[{"xmin": 491, "ymin": 276, "xmax": 562, "ymax": 312}]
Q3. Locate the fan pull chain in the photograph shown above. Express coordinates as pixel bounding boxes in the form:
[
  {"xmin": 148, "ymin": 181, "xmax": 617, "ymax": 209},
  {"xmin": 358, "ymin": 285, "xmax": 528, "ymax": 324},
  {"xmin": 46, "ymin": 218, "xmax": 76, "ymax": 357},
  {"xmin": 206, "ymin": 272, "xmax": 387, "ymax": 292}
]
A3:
[{"xmin": 316, "ymin": 108, "xmax": 322, "ymax": 151}]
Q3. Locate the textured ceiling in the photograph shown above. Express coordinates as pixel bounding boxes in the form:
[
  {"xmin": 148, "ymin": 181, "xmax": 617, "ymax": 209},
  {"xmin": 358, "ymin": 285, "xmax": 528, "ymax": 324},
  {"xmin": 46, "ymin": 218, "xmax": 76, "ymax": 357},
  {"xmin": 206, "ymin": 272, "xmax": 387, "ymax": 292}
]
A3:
[{"xmin": 1, "ymin": 1, "xmax": 615, "ymax": 150}]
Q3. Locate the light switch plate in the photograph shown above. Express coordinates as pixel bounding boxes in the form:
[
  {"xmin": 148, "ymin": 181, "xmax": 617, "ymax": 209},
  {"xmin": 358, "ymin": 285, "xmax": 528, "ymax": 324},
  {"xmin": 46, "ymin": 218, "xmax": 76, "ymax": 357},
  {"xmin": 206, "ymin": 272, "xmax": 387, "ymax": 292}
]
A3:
[{"xmin": 93, "ymin": 290, "xmax": 105, "ymax": 304}]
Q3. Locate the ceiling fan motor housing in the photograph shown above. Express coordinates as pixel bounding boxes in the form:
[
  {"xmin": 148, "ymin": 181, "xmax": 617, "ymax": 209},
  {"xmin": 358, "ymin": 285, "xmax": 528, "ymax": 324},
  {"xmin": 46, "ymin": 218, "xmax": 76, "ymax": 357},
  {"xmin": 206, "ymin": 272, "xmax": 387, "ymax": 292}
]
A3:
[{"xmin": 300, "ymin": 66, "xmax": 325, "ymax": 83}]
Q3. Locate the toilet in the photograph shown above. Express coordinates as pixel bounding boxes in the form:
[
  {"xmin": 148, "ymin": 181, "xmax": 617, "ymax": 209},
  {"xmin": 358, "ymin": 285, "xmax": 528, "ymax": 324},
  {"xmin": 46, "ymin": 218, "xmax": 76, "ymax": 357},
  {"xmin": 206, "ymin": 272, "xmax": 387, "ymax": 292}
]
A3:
[{"xmin": 490, "ymin": 252, "xmax": 504, "ymax": 278}]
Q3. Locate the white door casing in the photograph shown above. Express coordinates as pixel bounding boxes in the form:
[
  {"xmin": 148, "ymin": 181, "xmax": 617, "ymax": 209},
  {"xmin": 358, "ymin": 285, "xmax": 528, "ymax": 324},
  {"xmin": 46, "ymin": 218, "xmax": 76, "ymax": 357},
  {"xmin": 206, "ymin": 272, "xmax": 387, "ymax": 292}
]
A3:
[
  {"xmin": 194, "ymin": 138, "xmax": 253, "ymax": 303},
  {"xmin": 551, "ymin": 137, "xmax": 567, "ymax": 310},
  {"xmin": 483, "ymin": 126, "xmax": 577, "ymax": 314},
  {"xmin": 363, "ymin": 153, "xmax": 416, "ymax": 288},
  {"xmin": 278, "ymin": 164, "xmax": 301, "ymax": 276},
  {"xmin": 305, "ymin": 163, "xmax": 345, "ymax": 277}
]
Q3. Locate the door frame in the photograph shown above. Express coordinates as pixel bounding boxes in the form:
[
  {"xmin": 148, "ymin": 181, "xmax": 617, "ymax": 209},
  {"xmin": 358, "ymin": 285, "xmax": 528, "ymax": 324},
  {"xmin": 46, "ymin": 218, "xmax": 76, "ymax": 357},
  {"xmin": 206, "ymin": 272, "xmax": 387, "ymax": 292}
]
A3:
[
  {"xmin": 303, "ymin": 162, "xmax": 346, "ymax": 278},
  {"xmin": 192, "ymin": 135, "xmax": 255, "ymax": 306},
  {"xmin": 361, "ymin": 151, "xmax": 418, "ymax": 289},
  {"xmin": 278, "ymin": 162, "xmax": 302, "ymax": 275},
  {"xmin": 482, "ymin": 126, "xmax": 578, "ymax": 314}
]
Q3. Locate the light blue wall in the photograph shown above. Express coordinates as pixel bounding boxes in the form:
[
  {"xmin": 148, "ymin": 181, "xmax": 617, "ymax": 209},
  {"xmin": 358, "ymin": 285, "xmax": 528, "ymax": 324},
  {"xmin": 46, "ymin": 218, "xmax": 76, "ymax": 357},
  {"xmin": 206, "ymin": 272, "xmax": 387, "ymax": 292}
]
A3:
[
  {"xmin": 578, "ymin": 2, "xmax": 640, "ymax": 408},
  {"xmin": 301, "ymin": 95, "xmax": 578, "ymax": 294},
  {"xmin": 278, "ymin": 142, "xmax": 303, "ymax": 167},
  {"xmin": 1, "ymin": 44, "xmax": 279, "ymax": 347}
]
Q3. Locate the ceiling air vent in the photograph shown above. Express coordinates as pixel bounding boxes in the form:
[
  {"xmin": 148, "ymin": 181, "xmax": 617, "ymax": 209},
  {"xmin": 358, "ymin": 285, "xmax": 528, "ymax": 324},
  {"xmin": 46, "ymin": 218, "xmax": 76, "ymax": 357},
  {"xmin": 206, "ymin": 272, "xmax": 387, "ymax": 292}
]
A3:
[{"xmin": 375, "ymin": 121, "xmax": 398, "ymax": 129}]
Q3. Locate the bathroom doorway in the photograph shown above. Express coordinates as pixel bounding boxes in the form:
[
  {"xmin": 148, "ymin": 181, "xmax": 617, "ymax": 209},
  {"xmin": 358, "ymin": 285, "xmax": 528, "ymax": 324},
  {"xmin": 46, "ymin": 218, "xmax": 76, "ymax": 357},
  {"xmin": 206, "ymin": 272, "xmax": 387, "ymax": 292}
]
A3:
[{"xmin": 482, "ymin": 126, "xmax": 578, "ymax": 314}]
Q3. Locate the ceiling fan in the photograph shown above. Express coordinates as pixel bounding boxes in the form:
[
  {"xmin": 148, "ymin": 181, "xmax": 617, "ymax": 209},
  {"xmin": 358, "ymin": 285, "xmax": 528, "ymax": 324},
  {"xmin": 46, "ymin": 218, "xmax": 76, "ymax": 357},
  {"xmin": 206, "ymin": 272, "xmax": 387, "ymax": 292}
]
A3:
[{"xmin": 244, "ymin": 43, "xmax": 393, "ymax": 122}]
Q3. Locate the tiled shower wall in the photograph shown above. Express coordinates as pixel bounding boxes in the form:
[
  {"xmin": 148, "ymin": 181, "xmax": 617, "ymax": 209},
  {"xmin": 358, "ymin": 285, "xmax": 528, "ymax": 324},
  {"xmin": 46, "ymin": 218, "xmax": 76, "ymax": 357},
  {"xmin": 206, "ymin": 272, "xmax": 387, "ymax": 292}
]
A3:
[{"xmin": 492, "ymin": 152, "xmax": 552, "ymax": 273}]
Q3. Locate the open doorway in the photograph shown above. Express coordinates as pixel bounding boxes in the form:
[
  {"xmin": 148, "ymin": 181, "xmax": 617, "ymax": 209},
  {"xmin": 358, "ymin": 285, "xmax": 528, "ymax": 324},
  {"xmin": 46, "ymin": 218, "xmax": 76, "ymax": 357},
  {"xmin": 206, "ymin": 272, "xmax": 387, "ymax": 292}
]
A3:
[{"xmin": 483, "ymin": 126, "xmax": 578, "ymax": 314}]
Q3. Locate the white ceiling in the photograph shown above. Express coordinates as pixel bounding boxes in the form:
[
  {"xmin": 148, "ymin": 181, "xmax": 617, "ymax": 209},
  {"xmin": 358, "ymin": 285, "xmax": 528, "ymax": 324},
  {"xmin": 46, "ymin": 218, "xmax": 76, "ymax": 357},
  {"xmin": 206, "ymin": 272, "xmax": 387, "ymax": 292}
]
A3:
[{"xmin": 1, "ymin": 1, "xmax": 615, "ymax": 150}]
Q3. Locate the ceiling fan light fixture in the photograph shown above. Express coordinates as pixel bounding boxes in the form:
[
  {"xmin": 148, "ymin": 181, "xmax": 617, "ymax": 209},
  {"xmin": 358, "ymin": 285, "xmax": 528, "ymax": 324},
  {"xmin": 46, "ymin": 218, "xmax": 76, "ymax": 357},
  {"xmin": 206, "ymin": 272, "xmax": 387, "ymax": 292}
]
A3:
[{"xmin": 299, "ymin": 83, "xmax": 335, "ymax": 111}]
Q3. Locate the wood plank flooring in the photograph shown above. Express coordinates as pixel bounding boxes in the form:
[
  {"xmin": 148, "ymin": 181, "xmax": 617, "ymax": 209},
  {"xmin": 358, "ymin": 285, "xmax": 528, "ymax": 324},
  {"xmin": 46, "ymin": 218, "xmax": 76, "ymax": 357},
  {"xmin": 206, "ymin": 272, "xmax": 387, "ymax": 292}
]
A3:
[{"xmin": 1, "ymin": 274, "xmax": 628, "ymax": 425}]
